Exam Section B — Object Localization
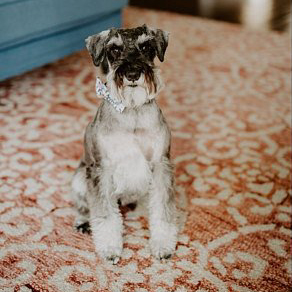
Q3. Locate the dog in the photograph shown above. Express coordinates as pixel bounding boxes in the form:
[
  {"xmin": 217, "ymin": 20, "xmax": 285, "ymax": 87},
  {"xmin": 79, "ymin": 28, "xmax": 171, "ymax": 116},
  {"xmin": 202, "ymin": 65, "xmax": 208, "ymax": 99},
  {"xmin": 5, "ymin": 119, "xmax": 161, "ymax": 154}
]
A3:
[{"xmin": 71, "ymin": 24, "xmax": 177, "ymax": 264}]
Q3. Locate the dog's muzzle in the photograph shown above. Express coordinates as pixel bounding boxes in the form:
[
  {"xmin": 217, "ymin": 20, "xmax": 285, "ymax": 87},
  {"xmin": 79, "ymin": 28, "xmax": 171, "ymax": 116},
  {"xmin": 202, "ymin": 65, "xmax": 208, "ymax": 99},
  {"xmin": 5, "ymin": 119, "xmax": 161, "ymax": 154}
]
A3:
[
  {"xmin": 117, "ymin": 62, "xmax": 143, "ymax": 82},
  {"xmin": 125, "ymin": 70, "xmax": 141, "ymax": 82},
  {"xmin": 123, "ymin": 49, "xmax": 143, "ymax": 82},
  {"xmin": 114, "ymin": 61, "xmax": 156, "ymax": 93}
]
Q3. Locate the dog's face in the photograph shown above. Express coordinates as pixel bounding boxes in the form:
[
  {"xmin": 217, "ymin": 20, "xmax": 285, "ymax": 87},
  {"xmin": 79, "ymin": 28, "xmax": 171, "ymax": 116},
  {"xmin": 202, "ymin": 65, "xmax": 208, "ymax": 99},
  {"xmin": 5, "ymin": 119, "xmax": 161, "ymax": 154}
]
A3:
[{"xmin": 86, "ymin": 25, "xmax": 169, "ymax": 106}]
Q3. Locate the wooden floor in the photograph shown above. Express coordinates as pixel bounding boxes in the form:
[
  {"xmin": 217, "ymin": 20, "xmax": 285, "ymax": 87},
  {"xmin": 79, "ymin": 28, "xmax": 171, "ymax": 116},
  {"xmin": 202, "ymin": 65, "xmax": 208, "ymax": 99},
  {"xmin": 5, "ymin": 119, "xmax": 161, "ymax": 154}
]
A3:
[{"xmin": 130, "ymin": 0, "xmax": 290, "ymax": 31}]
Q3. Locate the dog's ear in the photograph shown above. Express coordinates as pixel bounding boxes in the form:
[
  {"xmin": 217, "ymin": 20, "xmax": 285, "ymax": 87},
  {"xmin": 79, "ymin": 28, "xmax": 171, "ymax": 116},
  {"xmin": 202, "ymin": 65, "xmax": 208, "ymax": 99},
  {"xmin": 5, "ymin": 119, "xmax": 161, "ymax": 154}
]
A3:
[
  {"xmin": 85, "ymin": 30, "xmax": 110, "ymax": 67},
  {"xmin": 147, "ymin": 26, "xmax": 169, "ymax": 62}
]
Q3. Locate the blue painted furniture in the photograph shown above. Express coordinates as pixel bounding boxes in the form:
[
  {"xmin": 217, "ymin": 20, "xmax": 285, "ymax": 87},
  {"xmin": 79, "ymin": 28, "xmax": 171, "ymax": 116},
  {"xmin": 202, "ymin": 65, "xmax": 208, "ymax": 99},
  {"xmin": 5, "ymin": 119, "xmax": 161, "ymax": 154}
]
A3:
[{"xmin": 0, "ymin": 0, "xmax": 128, "ymax": 81}]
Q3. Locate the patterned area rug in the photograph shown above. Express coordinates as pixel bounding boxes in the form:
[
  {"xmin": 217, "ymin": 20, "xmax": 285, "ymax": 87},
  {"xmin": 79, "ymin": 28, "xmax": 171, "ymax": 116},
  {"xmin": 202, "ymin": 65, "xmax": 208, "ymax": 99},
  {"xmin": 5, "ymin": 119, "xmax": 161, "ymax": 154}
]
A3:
[{"xmin": 0, "ymin": 6, "xmax": 291, "ymax": 292}]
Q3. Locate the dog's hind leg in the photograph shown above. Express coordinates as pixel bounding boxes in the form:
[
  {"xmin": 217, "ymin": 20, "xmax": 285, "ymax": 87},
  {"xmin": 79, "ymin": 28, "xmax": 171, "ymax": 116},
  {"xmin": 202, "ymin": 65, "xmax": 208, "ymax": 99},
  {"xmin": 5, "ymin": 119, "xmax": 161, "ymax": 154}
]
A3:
[{"xmin": 71, "ymin": 163, "xmax": 91, "ymax": 234}]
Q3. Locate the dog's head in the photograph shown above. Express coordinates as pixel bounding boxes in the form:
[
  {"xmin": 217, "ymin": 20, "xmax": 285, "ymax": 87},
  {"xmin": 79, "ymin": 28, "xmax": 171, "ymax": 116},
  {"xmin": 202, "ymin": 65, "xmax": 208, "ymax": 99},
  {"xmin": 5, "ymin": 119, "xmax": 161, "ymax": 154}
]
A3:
[{"xmin": 85, "ymin": 25, "xmax": 169, "ymax": 107}]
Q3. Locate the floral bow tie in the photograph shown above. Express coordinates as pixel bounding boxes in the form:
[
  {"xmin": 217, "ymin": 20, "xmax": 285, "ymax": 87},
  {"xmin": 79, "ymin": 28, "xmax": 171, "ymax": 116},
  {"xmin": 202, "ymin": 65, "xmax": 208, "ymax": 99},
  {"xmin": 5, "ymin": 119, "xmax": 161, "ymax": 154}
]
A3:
[{"xmin": 95, "ymin": 77, "xmax": 125, "ymax": 113}]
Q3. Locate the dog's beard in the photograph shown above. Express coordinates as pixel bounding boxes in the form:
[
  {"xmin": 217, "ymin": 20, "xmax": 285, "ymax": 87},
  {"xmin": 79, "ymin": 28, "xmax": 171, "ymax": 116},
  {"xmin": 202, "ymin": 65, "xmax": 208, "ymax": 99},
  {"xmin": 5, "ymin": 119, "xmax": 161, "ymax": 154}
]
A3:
[{"xmin": 106, "ymin": 66, "xmax": 164, "ymax": 108}]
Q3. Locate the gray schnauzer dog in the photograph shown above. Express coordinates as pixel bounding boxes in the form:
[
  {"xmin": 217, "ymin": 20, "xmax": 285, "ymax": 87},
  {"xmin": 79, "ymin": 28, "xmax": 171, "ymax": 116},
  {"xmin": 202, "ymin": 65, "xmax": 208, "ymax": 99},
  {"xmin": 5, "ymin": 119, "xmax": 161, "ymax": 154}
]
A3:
[{"xmin": 71, "ymin": 24, "xmax": 177, "ymax": 264}]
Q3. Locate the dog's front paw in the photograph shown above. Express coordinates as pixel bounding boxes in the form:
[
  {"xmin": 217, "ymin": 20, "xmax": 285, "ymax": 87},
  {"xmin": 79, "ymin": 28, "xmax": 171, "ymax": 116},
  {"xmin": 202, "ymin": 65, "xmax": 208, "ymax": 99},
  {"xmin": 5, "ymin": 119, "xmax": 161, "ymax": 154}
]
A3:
[
  {"xmin": 150, "ymin": 238, "xmax": 176, "ymax": 259},
  {"xmin": 92, "ymin": 222, "xmax": 123, "ymax": 264},
  {"xmin": 98, "ymin": 245, "xmax": 122, "ymax": 265},
  {"xmin": 150, "ymin": 223, "xmax": 177, "ymax": 260}
]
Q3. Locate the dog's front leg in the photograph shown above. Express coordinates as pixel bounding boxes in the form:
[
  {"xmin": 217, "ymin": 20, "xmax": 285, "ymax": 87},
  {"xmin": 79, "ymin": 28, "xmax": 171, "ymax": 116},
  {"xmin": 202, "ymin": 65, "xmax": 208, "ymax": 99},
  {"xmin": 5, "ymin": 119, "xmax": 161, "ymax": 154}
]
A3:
[
  {"xmin": 87, "ymin": 172, "xmax": 123, "ymax": 264},
  {"xmin": 149, "ymin": 159, "xmax": 178, "ymax": 259}
]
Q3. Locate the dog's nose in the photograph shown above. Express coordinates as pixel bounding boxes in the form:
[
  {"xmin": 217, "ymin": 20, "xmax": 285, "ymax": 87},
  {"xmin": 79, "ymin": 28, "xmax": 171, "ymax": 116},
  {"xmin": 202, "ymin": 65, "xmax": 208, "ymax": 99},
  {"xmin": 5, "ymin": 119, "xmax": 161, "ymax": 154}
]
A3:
[{"xmin": 125, "ymin": 70, "xmax": 140, "ymax": 82}]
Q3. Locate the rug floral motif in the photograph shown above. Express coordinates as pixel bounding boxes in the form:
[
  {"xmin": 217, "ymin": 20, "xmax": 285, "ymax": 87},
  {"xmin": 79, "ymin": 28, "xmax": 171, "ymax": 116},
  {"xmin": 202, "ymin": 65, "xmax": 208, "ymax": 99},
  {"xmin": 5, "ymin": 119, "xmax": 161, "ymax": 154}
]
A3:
[{"xmin": 0, "ymin": 7, "xmax": 291, "ymax": 292}]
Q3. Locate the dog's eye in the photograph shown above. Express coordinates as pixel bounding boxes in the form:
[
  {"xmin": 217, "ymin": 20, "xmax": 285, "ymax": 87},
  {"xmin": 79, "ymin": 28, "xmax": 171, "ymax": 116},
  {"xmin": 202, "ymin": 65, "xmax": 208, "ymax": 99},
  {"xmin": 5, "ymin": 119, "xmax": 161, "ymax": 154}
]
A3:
[
  {"xmin": 140, "ymin": 42, "xmax": 149, "ymax": 52},
  {"xmin": 110, "ymin": 46, "xmax": 122, "ymax": 57}
]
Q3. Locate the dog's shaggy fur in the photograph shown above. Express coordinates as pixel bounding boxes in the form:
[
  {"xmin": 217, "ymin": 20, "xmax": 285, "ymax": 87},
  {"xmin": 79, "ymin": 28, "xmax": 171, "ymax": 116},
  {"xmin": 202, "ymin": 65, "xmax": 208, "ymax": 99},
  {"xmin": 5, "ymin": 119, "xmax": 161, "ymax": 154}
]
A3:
[{"xmin": 71, "ymin": 25, "xmax": 177, "ymax": 264}]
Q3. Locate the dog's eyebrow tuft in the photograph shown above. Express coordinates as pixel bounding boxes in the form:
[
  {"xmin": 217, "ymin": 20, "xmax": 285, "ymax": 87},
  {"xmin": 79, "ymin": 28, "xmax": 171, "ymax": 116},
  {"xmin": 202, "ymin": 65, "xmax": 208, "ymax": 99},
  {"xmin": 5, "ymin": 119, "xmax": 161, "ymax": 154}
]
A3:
[
  {"xmin": 107, "ymin": 34, "xmax": 123, "ymax": 46},
  {"xmin": 136, "ymin": 34, "xmax": 153, "ymax": 44}
]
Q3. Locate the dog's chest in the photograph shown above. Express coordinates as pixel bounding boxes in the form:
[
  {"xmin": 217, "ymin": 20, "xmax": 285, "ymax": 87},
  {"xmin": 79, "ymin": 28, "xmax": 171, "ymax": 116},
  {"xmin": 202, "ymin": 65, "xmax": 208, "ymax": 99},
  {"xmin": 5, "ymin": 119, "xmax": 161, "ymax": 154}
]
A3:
[
  {"xmin": 100, "ymin": 126, "xmax": 156, "ymax": 164},
  {"xmin": 98, "ymin": 107, "xmax": 163, "ymax": 164},
  {"xmin": 98, "ymin": 112, "xmax": 162, "ymax": 194},
  {"xmin": 133, "ymin": 128, "xmax": 154, "ymax": 161}
]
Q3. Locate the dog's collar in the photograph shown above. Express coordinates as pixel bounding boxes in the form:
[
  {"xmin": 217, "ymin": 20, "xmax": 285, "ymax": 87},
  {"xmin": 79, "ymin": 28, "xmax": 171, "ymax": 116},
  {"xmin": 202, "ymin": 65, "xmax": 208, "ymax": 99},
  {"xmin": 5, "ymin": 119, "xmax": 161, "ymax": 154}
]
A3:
[{"xmin": 95, "ymin": 77, "xmax": 125, "ymax": 113}]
